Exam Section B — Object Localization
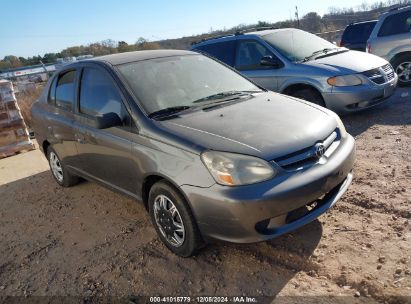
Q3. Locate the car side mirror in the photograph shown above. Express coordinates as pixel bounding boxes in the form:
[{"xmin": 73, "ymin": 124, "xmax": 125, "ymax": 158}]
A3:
[
  {"xmin": 94, "ymin": 112, "xmax": 122, "ymax": 129},
  {"xmin": 260, "ymin": 56, "xmax": 281, "ymax": 68}
]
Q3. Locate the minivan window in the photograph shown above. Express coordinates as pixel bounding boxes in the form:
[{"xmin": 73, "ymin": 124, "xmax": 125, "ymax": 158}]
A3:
[
  {"xmin": 79, "ymin": 67, "xmax": 128, "ymax": 122},
  {"xmin": 378, "ymin": 10, "xmax": 411, "ymax": 37},
  {"xmin": 262, "ymin": 29, "xmax": 336, "ymax": 62},
  {"xmin": 117, "ymin": 54, "xmax": 260, "ymax": 115},
  {"xmin": 196, "ymin": 41, "xmax": 236, "ymax": 66},
  {"xmin": 235, "ymin": 40, "xmax": 272, "ymax": 70},
  {"xmin": 55, "ymin": 70, "xmax": 76, "ymax": 110}
]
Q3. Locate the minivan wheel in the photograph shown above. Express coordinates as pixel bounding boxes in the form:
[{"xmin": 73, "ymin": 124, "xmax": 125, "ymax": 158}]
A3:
[
  {"xmin": 47, "ymin": 147, "xmax": 79, "ymax": 187},
  {"xmin": 392, "ymin": 54, "xmax": 411, "ymax": 86},
  {"xmin": 148, "ymin": 181, "xmax": 203, "ymax": 257},
  {"xmin": 290, "ymin": 88, "xmax": 326, "ymax": 107}
]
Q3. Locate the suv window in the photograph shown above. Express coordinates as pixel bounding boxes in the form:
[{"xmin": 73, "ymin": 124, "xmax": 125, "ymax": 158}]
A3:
[
  {"xmin": 55, "ymin": 70, "xmax": 76, "ymax": 110},
  {"xmin": 235, "ymin": 40, "xmax": 272, "ymax": 70},
  {"xmin": 79, "ymin": 67, "xmax": 128, "ymax": 123},
  {"xmin": 378, "ymin": 10, "xmax": 411, "ymax": 37},
  {"xmin": 195, "ymin": 40, "xmax": 236, "ymax": 66}
]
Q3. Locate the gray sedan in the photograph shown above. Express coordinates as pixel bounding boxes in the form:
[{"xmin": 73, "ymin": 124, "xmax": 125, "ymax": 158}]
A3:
[{"xmin": 31, "ymin": 50, "xmax": 355, "ymax": 256}]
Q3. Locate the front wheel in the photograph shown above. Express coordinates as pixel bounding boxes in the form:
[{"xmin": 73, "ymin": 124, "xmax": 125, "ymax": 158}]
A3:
[
  {"xmin": 148, "ymin": 181, "xmax": 203, "ymax": 257},
  {"xmin": 392, "ymin": 54, "xmax": 411, "ymax": 86}
]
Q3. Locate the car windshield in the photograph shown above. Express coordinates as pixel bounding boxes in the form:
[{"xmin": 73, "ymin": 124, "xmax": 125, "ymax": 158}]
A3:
[
  {"xmin": 117, "ymin": 54, "xmax": 260, "ymax": 116},
  {"xmin": 262, "ymin": 29, "xmax": 337, "ymax": 62}
]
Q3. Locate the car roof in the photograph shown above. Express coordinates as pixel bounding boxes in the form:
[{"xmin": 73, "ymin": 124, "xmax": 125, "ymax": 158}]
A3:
[
  {"xmin": 246, "ymin": 28, "xmax": 297, "ymax": 36},
  {"xmin": 87, "ymin": 49, "xmax": 195, "ymax": 66},
  {"xmin": 192, "ymin": 28, "xmax": 299, "ymax": 47},
  {"xmin": 347, "ymin": 20, "xmax": 378, "ymax": 26}
]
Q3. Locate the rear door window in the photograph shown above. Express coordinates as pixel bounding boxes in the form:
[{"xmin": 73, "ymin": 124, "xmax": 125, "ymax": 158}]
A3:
[
  {"xmin": 195, "ymin": 40, "xmax": 236, "ymax": 66},
  {"xmin": 378, "ymin": 10, "xmax": 411, "ymax": 37},
  {"xmin": 235, "ymin": 40, "xmax": 273, "ymax": 70},
  {"xmin": 79, "ymin": 67, "xmax": 128, "ymax": 124},
  {"xmin": 55, "ymin": 70, "xmax": 76, "ymax": 111}
]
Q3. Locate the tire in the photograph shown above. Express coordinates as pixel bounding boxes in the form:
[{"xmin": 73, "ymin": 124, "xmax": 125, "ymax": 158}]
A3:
[
  {"xmin": 289, "ymin": 88, "xmax": 326, "ymax": 107},
  {"xmin": 148, "ymin": 180, "xmax": 203, "ymax": 257},
  {"xmin": 391, "ymin": 54, "xmax": 411, "ymax": 87},
  {"xmin": 47, "ymin": 146, "xmax": 80, "ymax": 187}
]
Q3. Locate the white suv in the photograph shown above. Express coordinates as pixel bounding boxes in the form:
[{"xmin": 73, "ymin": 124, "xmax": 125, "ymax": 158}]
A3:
[{"xmin": 367, "ymin": 6, "xmax": 411, "ymax": 86}]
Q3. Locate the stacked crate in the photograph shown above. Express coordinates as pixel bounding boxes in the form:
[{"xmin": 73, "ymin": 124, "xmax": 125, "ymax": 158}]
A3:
[{"xmin": 0, "ymin": 79, "xmax": 35, "ymax": 158}]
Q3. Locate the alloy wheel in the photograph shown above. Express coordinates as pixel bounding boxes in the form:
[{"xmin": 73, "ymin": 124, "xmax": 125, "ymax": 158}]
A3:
[
  {"xmin": 49, "ymin": 152, "xmax": 64, "ymax": 183},
  {"xmin": 153, "ymin": 194, "xmax": 185, "ymax": 247},
  {"xmin": 396, "ymin": 62, "xmax": 411, "ymax": 83}
]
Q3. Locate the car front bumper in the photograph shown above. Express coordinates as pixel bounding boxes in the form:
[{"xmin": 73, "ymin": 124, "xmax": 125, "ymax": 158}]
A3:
[
  {"xmin": 322, "ymin": 75, "xmax": 398, "ymax": 114},
  {"xmin": 181, "ymin": 134, "xmax": 356, "ymax": 243}
]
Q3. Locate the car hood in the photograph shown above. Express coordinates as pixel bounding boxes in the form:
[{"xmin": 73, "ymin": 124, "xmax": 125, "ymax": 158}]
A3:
[
  {"xmin": 304, "ymin": 50, "xmax": 388, "ymax": 74},
  {"xmin": 158, "ymin": 92, "xmax": 337, "ymax": 161}
]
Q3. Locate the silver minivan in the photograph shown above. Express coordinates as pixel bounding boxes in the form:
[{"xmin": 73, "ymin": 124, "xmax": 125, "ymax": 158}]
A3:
[{"xmin": 192, "ymin": 28, "xmax": 398, "ymax": 114}]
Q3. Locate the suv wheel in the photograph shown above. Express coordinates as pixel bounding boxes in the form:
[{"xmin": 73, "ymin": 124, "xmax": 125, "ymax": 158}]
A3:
[
  {"xmin": 148, "ymin": 181, "xmax": 203, "ymax": 257},
  {"xmin": 392, "ymin": 54, "xmax": 411, "ymax": 86},
  {"xmin": 289, "ymin": 88, "xmax": 326, "ymax": 107},
  {"xmin": 47, "ymin": 147, "xmax": 79, "ymax": 187}
]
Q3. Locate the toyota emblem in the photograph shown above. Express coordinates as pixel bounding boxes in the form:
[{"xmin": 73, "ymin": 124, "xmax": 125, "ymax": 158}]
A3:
[{"xmin": 315, "ymin": 144, "xmax": 325, "ymax": 158}]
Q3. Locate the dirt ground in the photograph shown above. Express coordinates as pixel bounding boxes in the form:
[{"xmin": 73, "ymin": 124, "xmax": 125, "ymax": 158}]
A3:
[{"xmin": 0, "ymin": 88, "xmax": 410, "ymax": 303}]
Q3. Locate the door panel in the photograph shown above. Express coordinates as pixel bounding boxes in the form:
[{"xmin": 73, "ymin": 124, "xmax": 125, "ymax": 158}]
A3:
[
  {"xmin": 74, "ymin": 66, "xmax": 137, "ymax": 194},
  {"xmin": 235, "ymin": 40, "xmax": 281, "ymax": 91}
]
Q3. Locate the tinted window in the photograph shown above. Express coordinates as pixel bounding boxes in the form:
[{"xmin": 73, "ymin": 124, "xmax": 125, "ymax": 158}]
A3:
[
  {"xmin": 56, "ymin": 70, "xmax": 76, "ymax": 110},
  {"xmin": 48, "ymin": 76, "xmax": 57, "ymax": 104},
  {"xmin": 341, "ymin": 22, "xmax": 377, "ymax": 44},
  {"xmin": 235, "ymin": 40, "xmax": 272, "ymax": 70},
  {"xmin": 79, "ymin": 68, "xmax": 128, "ymax": 122},
  {"xmin": 195, "ymin": 40, "xmax": 236, "ymax": 66},
  {"xmin": 378, "ymin": 10, "xmax": 411, "ymax": 37}
]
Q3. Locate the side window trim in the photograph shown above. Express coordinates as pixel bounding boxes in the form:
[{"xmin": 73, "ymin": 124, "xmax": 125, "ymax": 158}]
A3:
[
  {"xmin": 77, "ymin": 65, "xmax": 132, "ymax": 127},
  {"xmin": 47, "ymin": 76, "xmax": 57, "ymax": 104},
  {"xmin": 54, "ymin": 68, "xmax": 77, "ymax": 112}
]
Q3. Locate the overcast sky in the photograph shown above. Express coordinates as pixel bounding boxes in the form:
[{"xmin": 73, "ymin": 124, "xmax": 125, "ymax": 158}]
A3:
[{"xmin": 0, "ymin": 0, "xmax": 375, "ymax": 58}]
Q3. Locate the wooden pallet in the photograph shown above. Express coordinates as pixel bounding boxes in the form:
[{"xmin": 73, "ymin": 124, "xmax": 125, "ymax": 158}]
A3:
[{"xmin": 0, "ymin": 142, "xmax": 35, "ymax": 159}]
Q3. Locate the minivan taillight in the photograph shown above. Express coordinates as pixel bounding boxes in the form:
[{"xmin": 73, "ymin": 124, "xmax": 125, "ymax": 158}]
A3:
[{"xmin": 367, "ymin": 42, "xmax": 371, "ymax": 53}]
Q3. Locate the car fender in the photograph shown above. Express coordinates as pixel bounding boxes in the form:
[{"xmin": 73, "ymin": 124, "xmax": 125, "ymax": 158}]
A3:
[{"xmin": 279, "ymin": 77, "xmax": 328, "ymax": 95}]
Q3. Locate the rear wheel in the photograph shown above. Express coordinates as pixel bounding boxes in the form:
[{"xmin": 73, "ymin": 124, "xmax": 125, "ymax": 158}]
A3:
[
  {"xmin": 148, "ymin": 181, "xmax": 203, "ymax": 257},
  {"xmin": 289, "ymin": 88, "xmax": 326, "ymax": 107},
  {"xmin": 392, "ymin": 54, "xmax": 411, "ymax": 86},
  {"xmin": 47, "ymin": 147, "xmax": 79, "ymax": 187}
]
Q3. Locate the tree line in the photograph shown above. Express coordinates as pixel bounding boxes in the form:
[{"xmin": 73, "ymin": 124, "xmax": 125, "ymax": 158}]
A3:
[{"xmin": 0, "ymin": 0, "xmax": 409, "ymax": 71}]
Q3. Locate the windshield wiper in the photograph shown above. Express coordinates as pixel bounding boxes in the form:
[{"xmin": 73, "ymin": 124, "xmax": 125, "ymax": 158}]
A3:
[
  {"xmin": 301, "ymin": 48, "xmax": 340, "ymax": 62},
  {"xmin": 148, "ymin": 106, "xmax": 192, "ymax": 119},
  {"xmin": 192, "ymin": 90, "xmax": 259, "ymax": 104}
]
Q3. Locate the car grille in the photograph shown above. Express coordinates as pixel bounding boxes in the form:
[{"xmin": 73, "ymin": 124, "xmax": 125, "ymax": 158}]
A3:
[
  {"xmin": 362, "ymin": 64, "xmax": 395, "ymax": 85},
  {"xmin": 273, "ymin": 129, "xmax": 340, "ymax": 171}
]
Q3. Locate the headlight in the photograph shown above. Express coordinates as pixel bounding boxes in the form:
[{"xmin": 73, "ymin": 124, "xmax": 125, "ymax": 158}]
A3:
[
  {"xmin": 201, "ymin": 151, "xmax": 276, "ymax": 186},
  {"xmin": 327, "ymin": 75, "xmax": 363, "ymax": 87}
]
